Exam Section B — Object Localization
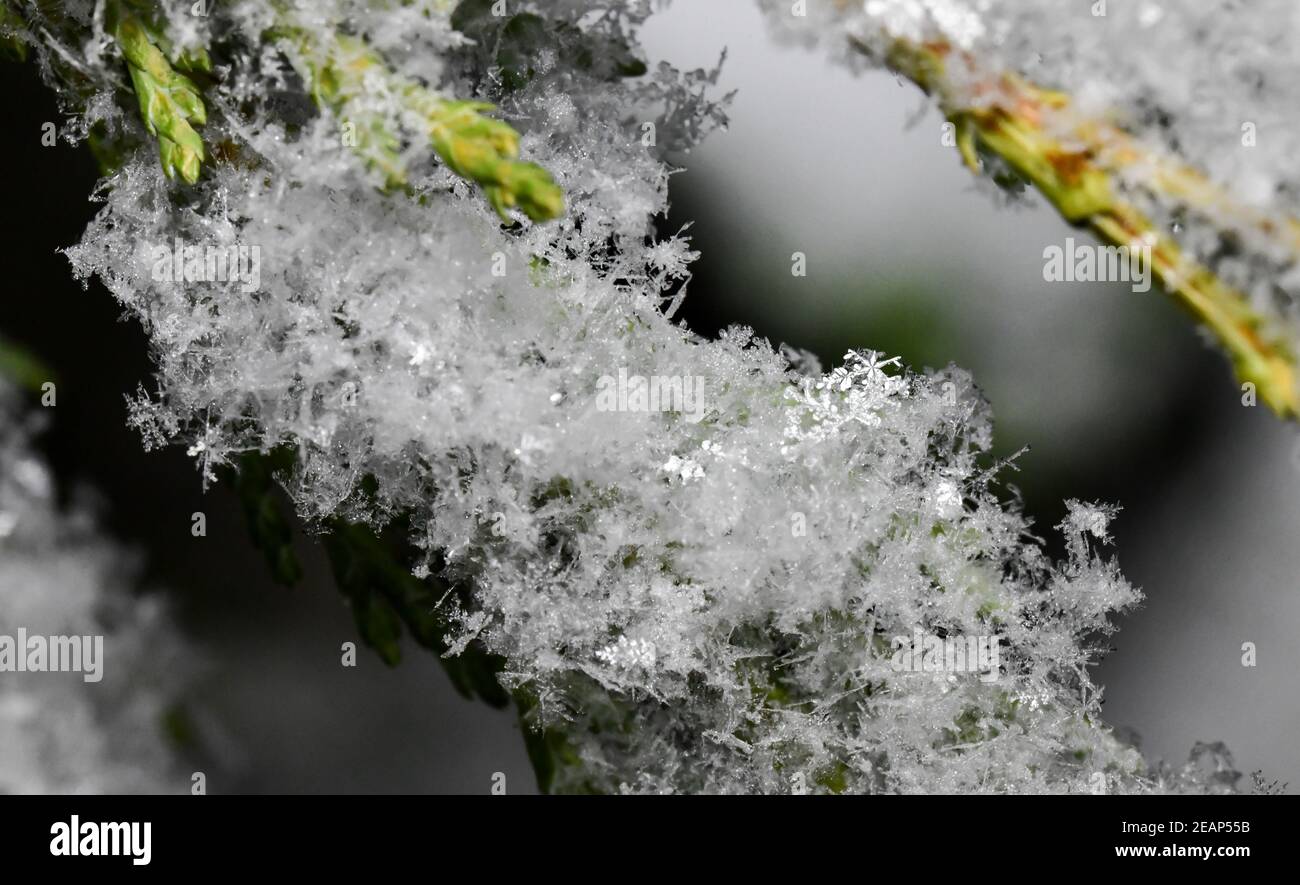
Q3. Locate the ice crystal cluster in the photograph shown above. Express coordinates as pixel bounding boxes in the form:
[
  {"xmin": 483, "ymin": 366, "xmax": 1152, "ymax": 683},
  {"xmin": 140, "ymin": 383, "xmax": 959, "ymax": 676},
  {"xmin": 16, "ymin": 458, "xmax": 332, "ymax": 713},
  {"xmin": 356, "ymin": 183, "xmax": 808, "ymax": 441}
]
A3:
[
  {"xmin": 0, "ymin": 383, "xmax": 187, "ymax": 793},
  {"xmin": 761, "ymin": 0, "xmax": 1300, "ymax": 381},
  {"xmin": 4, "ymin": 0, "xmax": 1237, "ymax": 791}
]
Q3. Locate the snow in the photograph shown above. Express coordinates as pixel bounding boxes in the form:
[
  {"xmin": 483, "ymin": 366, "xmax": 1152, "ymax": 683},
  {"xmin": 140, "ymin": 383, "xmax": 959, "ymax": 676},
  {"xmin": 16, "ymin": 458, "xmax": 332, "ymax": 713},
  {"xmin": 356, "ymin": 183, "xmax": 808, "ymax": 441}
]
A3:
[
  {"xmin": 0, "ymin": 384, "xmax": 189, "ymax": 794},
  {"xmin": 11, "ymin": 0, "xmax": 1250, "ymax": 792}
]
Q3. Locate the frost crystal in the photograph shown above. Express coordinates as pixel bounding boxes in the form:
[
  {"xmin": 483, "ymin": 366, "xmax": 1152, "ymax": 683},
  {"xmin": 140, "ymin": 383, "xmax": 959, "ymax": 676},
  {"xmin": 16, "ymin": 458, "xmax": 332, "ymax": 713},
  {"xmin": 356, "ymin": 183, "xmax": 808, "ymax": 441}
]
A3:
[{"xmin": 10, "ymin": 0, "xmax": 1236, "ymax": 792}]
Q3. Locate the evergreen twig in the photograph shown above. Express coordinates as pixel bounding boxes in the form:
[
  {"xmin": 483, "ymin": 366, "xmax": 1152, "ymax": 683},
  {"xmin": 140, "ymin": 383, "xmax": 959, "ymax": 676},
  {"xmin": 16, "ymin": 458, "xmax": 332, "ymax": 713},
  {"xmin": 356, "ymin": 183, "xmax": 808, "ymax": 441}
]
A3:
[{"xmin": 867, "ymin": 36, "xmax": 1300, "ymax": 417}]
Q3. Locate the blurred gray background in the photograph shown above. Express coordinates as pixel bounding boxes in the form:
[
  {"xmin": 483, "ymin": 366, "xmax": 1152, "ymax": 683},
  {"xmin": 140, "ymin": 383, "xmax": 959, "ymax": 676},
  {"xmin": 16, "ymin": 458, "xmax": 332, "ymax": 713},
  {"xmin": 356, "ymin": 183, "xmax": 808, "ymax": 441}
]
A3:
[{"xmin": 1, "ymin": 0, "xmax": 1295, "ymax": 793}]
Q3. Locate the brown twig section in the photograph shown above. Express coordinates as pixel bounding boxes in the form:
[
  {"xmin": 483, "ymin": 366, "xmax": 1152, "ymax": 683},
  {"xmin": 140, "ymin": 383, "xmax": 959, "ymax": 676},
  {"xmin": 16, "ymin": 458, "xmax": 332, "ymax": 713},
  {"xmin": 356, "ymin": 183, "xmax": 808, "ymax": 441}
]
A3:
[{"xmin": 859, "ymin": 35, "xmax": 1299, "ymax": 418}]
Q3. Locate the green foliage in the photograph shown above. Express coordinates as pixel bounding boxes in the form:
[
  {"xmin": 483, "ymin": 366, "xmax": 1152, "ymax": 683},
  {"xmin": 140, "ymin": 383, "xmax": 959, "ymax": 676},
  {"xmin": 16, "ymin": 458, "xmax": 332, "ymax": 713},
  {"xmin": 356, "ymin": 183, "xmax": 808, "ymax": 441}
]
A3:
[
  {"xmin": 321, "ymin": 515, "xmax": 505, "ymax": 707},
  {"xmin": 222, "ymin": 448, "xmax": 304, "ymax": 587},
  {"xmin": 110, "ymin": 10, "xmax": 206, "ymax": 183},
  {"xmin": 86, "ymin": 119, "xmax": 140, "ymax": 177},
  {"xmin": 515, "ymin": 690, "xmax": 581, "ymax": 794},
  {"xmin": 318, "ymin": 514, "xmax": 590, "ymax": 792},
  {"xmin": 282, "ymin": 22, "xmax": 564, "ymax": 222},
  {"xmin": 223, "ymin": 450, "xmax": 582, "ymax": 788}
]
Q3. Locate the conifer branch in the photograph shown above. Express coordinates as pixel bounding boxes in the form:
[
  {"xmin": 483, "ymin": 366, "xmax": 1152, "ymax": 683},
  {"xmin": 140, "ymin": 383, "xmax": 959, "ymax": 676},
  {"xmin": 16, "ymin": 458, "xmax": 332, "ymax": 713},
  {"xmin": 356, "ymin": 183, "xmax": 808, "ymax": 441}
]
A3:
[
  {"xmin": 110, "ymin": 7, "xmax": 207, "ymax": 184},
  {"xmin": 68, "ymin": 1, "xmax": 563, "ymax": 217},
  {"xmin": 276, "ymin": 22, "xmax": 565, "ymax": 222},
  {"xmin": 866, "ymin": 36, "xmax": 1299, "ymax": 418}
]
